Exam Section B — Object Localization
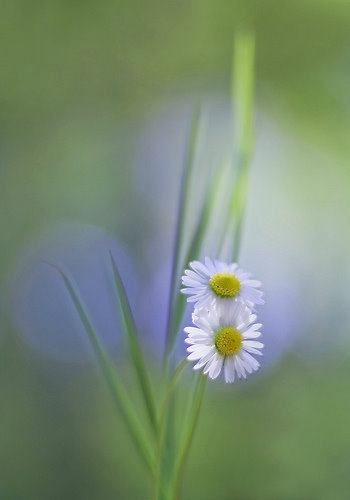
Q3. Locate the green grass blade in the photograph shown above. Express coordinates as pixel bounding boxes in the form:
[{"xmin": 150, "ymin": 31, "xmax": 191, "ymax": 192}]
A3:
[
  {"xmin": 225, "ymin": 29, "xmax": 255, "ymax": 262},
  {"xmin": 185, "ymin": 161, "xmax": 224, "ymax": 258},
  {"xmin": 110, "ymin": 252, "xmax": 158, "ymax": 434},
  {"xmin": 186, "ymin": 160, "xmax": 228, "ymax": 260},
  {"xmin": 49, "ymin": 262, "xmax": 155, "ymax": 473},
  {"xmin": 164, "ymin": 107, "xmax": 201, "ymax": 363},
  {"xmin": 158, "ymin": 360, "xmax": 187, "ymax": 432},
  {"xmin": 230, "ymin": 164, "xmax": 250, "ymax": 262},
  {"xmin": 232, "ymin": 28, "xmax": 255, "ymax": 160}
]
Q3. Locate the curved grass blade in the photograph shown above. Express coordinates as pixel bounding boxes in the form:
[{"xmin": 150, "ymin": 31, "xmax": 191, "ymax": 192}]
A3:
[
  {"xmin": 185, "ymin": 160, "xmax": 229, "ymax": 262},
  {"xmin": 164, "ymin": 107, "xmax": 201, "ymax": 364},
  {"xmin": 48, "ymin": 262, "xmax": 155, "ymax": 473},
  {"xmin": 110, "ymin": 252, "xmax": 158, "ymax": 434},
  {"xmin": 168, "ymin": 160, "xmax": 228, "ymax": 342}
]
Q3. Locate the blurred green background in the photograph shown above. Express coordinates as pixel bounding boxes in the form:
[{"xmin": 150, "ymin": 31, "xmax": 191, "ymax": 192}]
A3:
[{"xmin": 2, "ymin": 1, "xmax": 350, "ymax": 498}]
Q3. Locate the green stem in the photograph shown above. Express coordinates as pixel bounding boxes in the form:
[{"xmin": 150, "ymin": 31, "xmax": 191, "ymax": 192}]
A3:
[
  {"xmin": 172, "ymin": 375, "xmax": 207, "ymax": 497},
  {"xmin": 230, "ymin": 29, "xmax": 255, "ymax": 262},
  {"xmin": 154, "ymin": 360, "xmax": 188, "ymax": 500}
]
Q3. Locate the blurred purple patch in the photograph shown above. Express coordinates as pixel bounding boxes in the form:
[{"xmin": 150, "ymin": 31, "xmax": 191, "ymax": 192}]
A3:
[{"xmin": 10, "ymin": 222, "xmax": 138, "ymax": 363}]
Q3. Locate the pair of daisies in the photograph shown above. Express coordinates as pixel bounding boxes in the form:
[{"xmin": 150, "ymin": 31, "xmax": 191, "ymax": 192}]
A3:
[{"xmin": 181, "ymin": 257, "xmax": 264, "ymax": 383}]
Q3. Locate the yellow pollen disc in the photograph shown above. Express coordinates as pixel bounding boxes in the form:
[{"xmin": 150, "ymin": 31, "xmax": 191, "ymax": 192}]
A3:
[
  {"xmin": 214, "ymin": 327, "xmax": 242, "ymax": 356},
  {"xmin": 209, "ymin": 272, "xmax": 241, "ymax": 298}
]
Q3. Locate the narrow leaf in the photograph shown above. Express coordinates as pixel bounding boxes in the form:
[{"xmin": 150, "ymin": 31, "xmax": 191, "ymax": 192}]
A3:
[
  {"xmin": 110, "ymin": 252, "xmax": 158, "ymax": 434},
  {"xmin": 232, "ymin": 28, "xmax": 255, "ymax": 160},
  {"xmin": 49, "ymin": 262, "xmax": 155, "ymax": 473},
  {"xmin": 226, "ymin": 29, "xmax": 256, "ymax": 262}
]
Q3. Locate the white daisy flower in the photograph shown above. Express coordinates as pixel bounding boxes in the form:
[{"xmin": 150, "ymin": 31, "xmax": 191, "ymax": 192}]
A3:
[
  {"xmin": 184, "ymin": 302, "xmax": 263, "ymax": 383},
  {"xmin": 181, "ymin": 256, "xmax": 264, "ymax": 310}
]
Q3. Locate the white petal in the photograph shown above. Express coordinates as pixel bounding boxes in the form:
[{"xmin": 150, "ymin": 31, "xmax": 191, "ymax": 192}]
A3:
[
  {"xmin": 242, "ymin": 327, "xmax": 261, "ymax": 339},
  {"xmin": 244, "ymin": 279, "xmax": 262, "ymax": 288},
  {"xmin": 236, "ymin": 270, "xmax": 251, "ymax": 280},
  {"xmin": 204, "ymin": 354, "xmax": 223, "ymax": 379},
  {"xmin": 192, "ymin": 348, "xmax": 216, "ymax": 369},
  {"xmin": 187, "ymin": 344, "xmax": 212, "ymax": 355},
  {"xmin": 242, "ymin": 345, "xmax": 263, "ymax": 356},
  {"xmin": 248, "ymin": 315, "xmax": 258, "ymax": 325},
  {"xmin": 190, "ymin": 260, "xmax": 211, "ymax": 277},
  {"xmin": 187, "ymin": 344, "xmax": 212, "ymax": 360},
  {"xmin": 240, "ymin": 350, "xmax": 260, "ymax": 371},
  {"xmin": 184, "ymin": 327, "xmax": 201, "ymax": 335},
  {"xmin": 234, "ymin": 356, "xmax": 246, "ymax": 379},
  {"xmin": 224, "ymin": 357, "xmax": 235, "ymax": 383},
  {"xmin": 228, "ymin": 263, "xmax": 238, "ymax": 274},
  {"xmin": 186, "ymin": 336, "xmax": 211, "ymax": 345},
  {"xmin": 181, "ymin": 288, "xmax": 198, "ymax": 295},
  {"xmin": 181, "ymin": 277, "xmax": 204, "ymax": 287},
  {"xmin": 195, "ymin": 296, "xmax": 212, "ymax": 309},
  {"xmin": 182, "ymin": 291, "xmax": 204, "ymax": 300},
  {"xmin": 241, "ymin": 285, "xmax": 264, "ymax": 304},
  {"xmin": 204, "ymin": 256, "xmax": 216, "ymax": 274},
  {"xmin": 192, "ymin": 315, "xmax": 213, "ymax": 334},
  {"xmin": 237, "ymin": 353, "xmax": 253, "ymax": 374},
  {"xmin": 215, "ymin": 260, "xmax": 228, "ymax": 273},
  {"xmin": 243, "ymin": 340, "xmax": 264, "ymax": 349},
  {"xmin": 184, "ymin": 270, "xmax": 208, "ymax": 283}
]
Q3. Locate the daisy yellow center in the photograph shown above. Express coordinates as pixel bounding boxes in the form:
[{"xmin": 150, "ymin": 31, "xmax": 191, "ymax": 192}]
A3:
[
  {"xmin": 214, "ymin": 327, "xmax": 242, "ymax": 356},
  {"xmin": 209, "ymin": 272, "xmax": 241, "ymax": 298}
]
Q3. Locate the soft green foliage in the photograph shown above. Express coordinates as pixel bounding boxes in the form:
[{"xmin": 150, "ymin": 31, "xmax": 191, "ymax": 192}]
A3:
[
  {"xmin": 53, "ymin": 31, "xmax": 257, "ymax": 499},
  {"xmin": 2, "ymin": 1, "xmax": 350, "ymax": 499}
]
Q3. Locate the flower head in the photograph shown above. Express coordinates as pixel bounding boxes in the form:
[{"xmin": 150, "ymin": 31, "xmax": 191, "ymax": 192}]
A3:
[
  {"xmin": 181, "ymin": 257, "xmax": 264, "ymax": 310},
  {"xmin": 184, "ymin": 302, "xmax": 263, "ymax": 383}
]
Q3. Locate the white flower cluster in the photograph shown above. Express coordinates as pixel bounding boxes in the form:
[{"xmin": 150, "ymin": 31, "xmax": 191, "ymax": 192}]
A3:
[{"xmin": 181, "ymin": 257, "xmax": 264, "ymax": 383}]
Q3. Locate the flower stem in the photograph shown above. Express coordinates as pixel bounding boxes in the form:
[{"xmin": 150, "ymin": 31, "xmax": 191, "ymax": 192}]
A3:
[
  {"xmin": 154, "ymin": 360, "xmax": 188, "ymax": 500},
  {"xmin": 172, "ymin": 375, "xmax": 207, "ymax": 498}
]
